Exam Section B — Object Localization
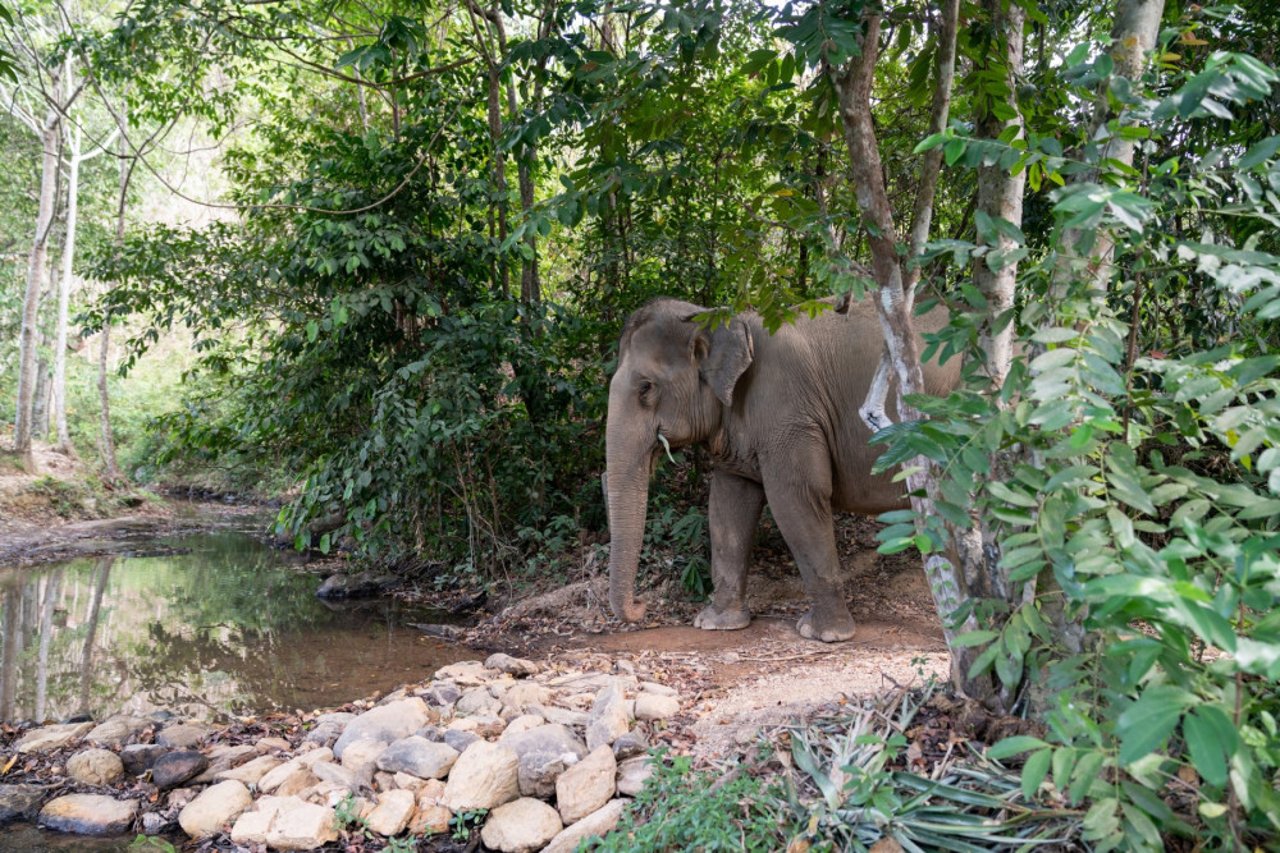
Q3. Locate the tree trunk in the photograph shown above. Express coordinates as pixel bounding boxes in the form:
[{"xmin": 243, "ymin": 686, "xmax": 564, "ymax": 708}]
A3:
[
  {"xmin": 97, "ymin": 324, "xmax": 119, "ymax": 482},
  {"xmin": 35, "ymin": 567, "xmax": 63, "ymax": 721},
  {"xmin": 13, "ymin": 68, "xmax": 61, "ymax": 469},
  {"xmin": 53, "ymin": 121, "xmax": 82, "ymax": 455}
]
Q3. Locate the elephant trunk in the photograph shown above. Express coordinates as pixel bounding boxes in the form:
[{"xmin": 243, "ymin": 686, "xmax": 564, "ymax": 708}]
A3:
[{"xmin": 605, "ymin": 428, "xmax": 651, "ymax": 624}]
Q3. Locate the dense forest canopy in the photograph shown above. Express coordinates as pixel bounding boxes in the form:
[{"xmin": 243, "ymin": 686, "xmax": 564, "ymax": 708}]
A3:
[{"xmin": 3, "ymin": 0, "xmax": 1280, "ymax": 847}]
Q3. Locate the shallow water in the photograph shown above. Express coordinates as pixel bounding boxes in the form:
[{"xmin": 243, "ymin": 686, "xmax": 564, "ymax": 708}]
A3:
[{"xmin": 0, "ymin": 528, "xmax": 474, "ymax": 723}]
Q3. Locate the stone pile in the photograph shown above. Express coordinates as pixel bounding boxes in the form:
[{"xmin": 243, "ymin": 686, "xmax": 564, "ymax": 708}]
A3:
[{"xmin": 0, "ymin": 652, "xmax": 680, "ymax": 851}]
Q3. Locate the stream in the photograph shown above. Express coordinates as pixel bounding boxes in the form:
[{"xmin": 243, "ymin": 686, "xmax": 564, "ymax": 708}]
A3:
[{"xmin": 0, "ymin": 523, "xmax": 475, "ymax": 725}]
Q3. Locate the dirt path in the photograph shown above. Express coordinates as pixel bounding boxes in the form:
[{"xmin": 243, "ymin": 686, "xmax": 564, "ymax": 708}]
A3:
[{"xmin": 520, "ymin": 517, "xmax": 950, "ymax": 759}]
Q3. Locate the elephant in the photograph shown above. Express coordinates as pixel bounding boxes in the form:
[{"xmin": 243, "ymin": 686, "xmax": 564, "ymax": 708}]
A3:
[{"xmin": 603, "ymin": 296, "xmax": 961, "ymax": 642}]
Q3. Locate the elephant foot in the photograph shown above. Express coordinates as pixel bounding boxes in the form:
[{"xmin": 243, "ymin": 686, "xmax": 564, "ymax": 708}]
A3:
[
  {"xmin": 797, "ymin": 608, "xmax": 856, "ymax": 643},
  {"xmin": 694, "ymin": 604, "xmax": 751, "ymax": 631}
]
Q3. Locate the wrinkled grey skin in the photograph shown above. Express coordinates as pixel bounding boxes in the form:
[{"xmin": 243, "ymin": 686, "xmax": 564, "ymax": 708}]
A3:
[{"xmin": 604, "ymin": 297, "xmax": 960, "ymax": 642}]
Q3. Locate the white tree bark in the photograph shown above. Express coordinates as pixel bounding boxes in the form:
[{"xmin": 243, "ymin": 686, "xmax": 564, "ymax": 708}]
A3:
[
  {"xmin": 13, "ymin": 67, "xmax": 62, "ymax": 469},
  {"xmin": 53, "ymin": 120, "xmax": 81, "ymax": 455}
]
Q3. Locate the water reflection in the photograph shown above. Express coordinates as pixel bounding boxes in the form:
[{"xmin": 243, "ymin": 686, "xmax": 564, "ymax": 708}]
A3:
[{"xmin": 0, "ymin": 532, "xmax": 471, "ymax": 722}]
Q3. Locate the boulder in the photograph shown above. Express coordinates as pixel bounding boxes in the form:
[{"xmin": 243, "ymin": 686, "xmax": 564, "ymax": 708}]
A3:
[
  {"xmin": 85, "ymin": 715, "xmax": 150, "ymax": 747},
  {"xmin": 442, "ymin": 742, "xmax": 520, "ymax": 812},
  {"xmin": 504, "ymin": 723, "xmax": 589, "ymax": 799},
  {"xmin": 364, "ymin": 789, "xmax": 415, "ymax": 836},
  {"xmin": 376, "ymin": 737, "xmax": 459, "ymax": 780},
  {"xmin": 215, "ymin": 754, "xmax": 282, "ymax": 785},
  {"xmin": 504, "ymin": 724, "xmax": 588, "ymax": 760},
  {"xmin": 15, "ymin": 722, "xmax": 93, "ymax": 754},
  {"xmin": 151, "ymin": 750, "xmax": 209, "ymax": 789},
  {"xmin": 37, "ymin": 794, "xmax": 138, "ymax": 836},
  {"xmin": 66, "ymin": 748, "xmax": 124, "ymax": 786},
  {"xmin": 555, "ymin": 745, "xmax": 616, "ymax": 824},
  {"xmin": 332, "ymin": 698, "xmax": 432, "ymax": 759},
  {"xmin": 480, "ymin": 797, "xmax": 563, "ymax": 853},
  {"xmin": 639, "ymin": 681, "xmax": 676, "ymax": 696},
  {"xmin": 340, "ymin": 738, "xmax": 385, "ymax": 782},
  {"xmin": 543, "ymin": 799, "xmax": 627, "ymax": 853},
  {"xmin": 177, "ymin": 780, "xmax": 253, "ymax": 838},
  {"xmin": 499, "ymin": 714, "xmax": 547, "ymax": 742},
  {"xmin": 484, "ymin": 653, "xmax": 540, "ymax": 677},
  {"xmin": 157, "ymin": 722, "xmax": 214, "ymax": 749},
  {"xmin": 312, "ymin": 761, "xmax": 366, "ymax": 793},
  {"xmin": 634, "ymin": 692, "xmax": 680, "ymax": 721},
  {"xmin": 0, "ymin": 784, "xmax": 52, "ymax": 825},
  {"xmin": 616, "ymin": 756, "xmax": 654, "ymax": 796}
]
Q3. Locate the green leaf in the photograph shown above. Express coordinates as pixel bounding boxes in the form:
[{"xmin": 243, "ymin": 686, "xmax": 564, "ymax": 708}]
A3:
[
  {"xmin": 1022, "ymin": 748, "xmax": 1051, "ymax": 800},
  {"xmin": 1117, "ymin": 686, "xmax": 1195, "ymax": 765},
  {"xmin": 987, "ymin": 735, "xmax": 1050, "ymax": 760},
  {"xmin": 1184, "ymin": 707, "xmax": 1231, "ymax": 787}
]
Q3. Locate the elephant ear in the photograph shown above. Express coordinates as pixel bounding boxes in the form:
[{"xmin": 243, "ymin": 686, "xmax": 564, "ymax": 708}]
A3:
[{"xmin": 694, "ymin": 317, "xmax": 754, "ymax": 407}]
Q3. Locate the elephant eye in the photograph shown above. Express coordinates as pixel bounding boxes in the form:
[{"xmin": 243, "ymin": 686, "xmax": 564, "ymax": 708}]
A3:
[{"xmin": 637, "ymin": 379, "xmax": 654, "ymax": 403}]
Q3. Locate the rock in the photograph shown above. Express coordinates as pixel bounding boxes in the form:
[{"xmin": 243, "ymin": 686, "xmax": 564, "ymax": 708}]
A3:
[
  {"xmin": 0, "ymin": 784, "xmax": 52, "ymax": 825},
  {"xmin": 232, "ymin": 796, "xmax": 338, "ymax": 850},
  {"xmin": 178, "ymin": 780, "xmax": 253, "ymax": 838},
  {"xmin": 192, "ymin": 744, "xmax": 257, "ymax": 784},
  {"xmin": 313, "ymin": 761, "xmax": 366, "ymax": 793},
  {"xmin": 444, "ymin": 729, "xmax": 480, "ymax": 753},
  {"xmin": 634, "ymin": 693, "xmax": 680, "ymax": 721},
  {"xmin": 416, "ymin": 724, "xmax": 447, "ymax": 742},
  {"xmin": 157, "ymin": 722, "xmax": 214, "ymax": 749},
  {"xmin": 408, "ymin": 782, "xmax": 451, "ymax": 835},
  {"xmin": 215, "ymin": 754, "xmax": 282, "ymax": 785},
  {"xmin": 616, "ymin": 756, "xmax": 654, "ymax": 796},
  {"xmin": 612, "ymin": 731, "xmax": 648, "ymax": 760},
  {"xmin": 480, "ymin": 797, "xmax": 563, "ymax": 852},
  {"xmin": 305, "ymin": 712, "xmax": 354, "ymax": 747},
  {"xmin": 456, "ymin": 687, "xmax": 501, "ymax": 717},
  {"xmin": 275, "ymin": 767, "xmax": 320, "ymax": 798},
  {"xmin": 614, "ymin": 659, "xmax": 636, "ymax": 676},
  {"xmin": 433, "ymin": 660, "xmax": 488, "ymax": 685},
  {"xmin": 502, "ymin": 682, "xmax": 553, "ymax": 715},
  {"xmin": 374, "ymin": 771, "xmax": 397, "ymax": 792},
  {"xmin": 315, "ymin": 570, "xmax": 398, "ymax": 599},
  {"xmin": 256, "ymin": 736, "xmax": 291, "ymax": 753},
  {"xmin": 66, "ymin": 748, "xmax": 124, "ymax": 786},
  {"xmin": 442, "ymin": 742, "xmax": 520, "ymax": 812},
  {"xmin": 140, "ymin": 811, "xmax": 170, "ymax": 835},
  {"xmin": 543, "ymin": 799, "xmax": 627, "ymax": 853},
  {"xmin": 484, "ymin": 653, "xmax": 540, "ymax": 677},
  {"xmin": 500, "ymin": 714, "xmax": 546, "ymax": 741},
  {"xmin": 151, "ymin": 750, "xmax": 209, "ymax": 789},
  {"xmin": 504, "ymin": 723, "xmax": 589, "ymax": 799},
  {"xmin": 121, "ymin": 744, "xmax": 168, "ymax": 776},
  {"xmin": 364, "ymin": 789, "xmax": 416, "ymax": 836},
  {"xmin": 471, "ymin": 714, "xmax": 507, "ymax": 738},
  {"xmin": 15, "ymin": 721, "xmax": 93, "ymax": 753},
  {"xmin": 421, "ymin": 681, "xmax": 462, "ymax": 707},
  {"xmin": 534, "ymin": 704, "xmax": 589, "ymax": 729},
  {"xmin": 239, "ymin": 797, "xmax": 335, "ymax": 846},
  {"xmin": 333, "ymin": 698, "xmax": 432, "ymax": 759},
  {"xmin": 393, "ymin": 772, "xmax": 424, "ymax": 792},
  {"xmin": 340, "ymin": 738, "xmax": 385, "ymax": 782},
  {"xmin": 376, "ymin": 737, "xmax": 459, "ymax": 780},
  {"xmin": 258, "ymin": 748, "xmax": 334, "ymax": 794},
  {"xmin": 37, "ymin": 794, "xmax": 138, "ymax": 836},
  {"xmin": 85, "ymin": 715, "xmax": 150, "ymax": 747},
  {"xmin": 555, "ymin": 745, "xmax": 616, "ymax": 824},
  {"xmin": 447, "ymin": 717, "xmax": 479, "ymax": 733},
  {"xmin": 639, "ymin": 681, "xmax": 676, "ymax": 696},
  {"xmin": 586, "ymin": 683, "xmax": 631, "ymax": 750}
]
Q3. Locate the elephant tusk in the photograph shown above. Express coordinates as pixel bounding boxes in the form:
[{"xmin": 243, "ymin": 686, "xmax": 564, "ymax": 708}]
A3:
[{"xmin": 656, "ymin": 431, "xmax": 676, "ymax": 464}]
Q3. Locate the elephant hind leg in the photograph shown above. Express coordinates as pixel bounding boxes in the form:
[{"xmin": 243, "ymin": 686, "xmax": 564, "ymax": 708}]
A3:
[
  {"xmin": 762, "ymin": 445, "xmax": 856, "ymax": 643},
  {"xmin": 695, "ymin": 470, "xmax": 764, "ymax": 632}
]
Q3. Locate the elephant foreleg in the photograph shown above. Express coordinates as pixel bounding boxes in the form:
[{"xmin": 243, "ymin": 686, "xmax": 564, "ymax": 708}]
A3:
[
  {"xmin": 694, "ymin": 470, "xmax": 764, "ymax": 631},
  {"xmin": 762, "ymin": 443, "xmax": 856, "ymax": 642}
]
